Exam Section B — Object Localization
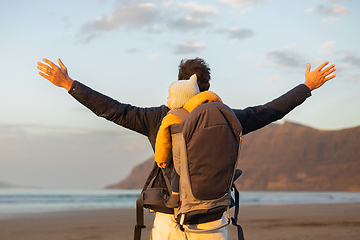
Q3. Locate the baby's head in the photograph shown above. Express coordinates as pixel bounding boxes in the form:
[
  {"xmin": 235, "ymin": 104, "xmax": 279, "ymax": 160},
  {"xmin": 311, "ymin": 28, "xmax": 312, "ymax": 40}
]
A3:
[{"xmin": 167, "ymin": 74, "xmax": 200, "ymax": 109}]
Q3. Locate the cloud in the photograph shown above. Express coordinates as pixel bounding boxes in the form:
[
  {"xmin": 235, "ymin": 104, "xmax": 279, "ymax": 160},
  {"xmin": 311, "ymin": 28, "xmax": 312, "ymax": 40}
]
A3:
[
  {"xmin": 332, "ymin": 49, "xmax": 355, "ymax": 56},
  {"xmin": 98, "ymin": 0, "xmax": 109, "ymax": 4},
  {"xmin": 314, "ymin": 4, "xmax": 349, "ymax": 17},
  {"xmin": 145, "ymin": 53, "xmax": 161, "ymax": 59},
  {"xmin": 283, "ymin": 43, "xmax": 297, "ymax": 50},
  {"xmin": 320, "ymin": 40, "xmax": 337, "ymax": 50},
  {"xmin": 81, "ymin": 3, "xmax": 159, "ymax": 33},
  {"xmin": 80, "ymin": 33, "xmax": 100, "ymax": 44},
  {"xmin": 344, "ymin": 74, "xmax": 360, "ymax": 83},
  {"xmin": 256, "ymin": 62, "xmax": 277, "ymax": 68},
  {"xmin": 80, "ymin": 2, "xmax": 219, "ymax": 42},
  {"xmin": 162, "ymin": 1, "xmax": 174, "ymax": 7},
  {"xmin": 353, "ymin": 74, "xmax": 360, "ymax": 82},
  {"xmin": 265, "ymin": 50, "xmax": 305, "ymax": 68},
  {"xmin": 167, "ymin": 2, "xmax": 218, "ymax": 30},
  {"xmin": 343, "ymin": 54, "xmax": 360, "ymax": 67},
  {"xmin": 126, "ymin": 48, "xmax": 139, "ymax": 53},
  {"xmin": 219, "ymin": 0, "xmax": 267, "ymax": 8},
  {"xmin": 265, "ymin": 76, "xmax": 278, "ymax": 83},
  {"xmin": 318, "ymin": 40, "xmax": 337, "ymax": 55},
  {"xmin": 318, "ymin": 41, "xmax": 357, "ymax": 59},
  {"xmin": 173, "ymin": 39, "xmax": 206, "ymax": 54},
  {"xmin": 237, "ymin": 53, "xmax": 255, "ymax": 61},
  {"xmin": 215, "ymin": 28, "xmax": 255, "ymax": 42},
  {"xmin": 317, "ymin": 41, "xmax": 359, "ymax": 67}
]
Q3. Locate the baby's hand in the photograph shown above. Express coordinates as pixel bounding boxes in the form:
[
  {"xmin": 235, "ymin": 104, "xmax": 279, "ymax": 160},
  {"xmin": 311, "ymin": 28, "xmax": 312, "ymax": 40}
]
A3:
[{"xmin": 157, "ymin": 162, "xmax": 167, "ymax": 168}]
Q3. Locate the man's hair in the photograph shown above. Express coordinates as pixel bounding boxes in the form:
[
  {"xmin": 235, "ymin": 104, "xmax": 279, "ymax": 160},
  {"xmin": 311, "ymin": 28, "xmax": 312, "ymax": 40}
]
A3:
[{"xmin": 178, "ymin": 58, "xmax": 210, "ymax": 92}]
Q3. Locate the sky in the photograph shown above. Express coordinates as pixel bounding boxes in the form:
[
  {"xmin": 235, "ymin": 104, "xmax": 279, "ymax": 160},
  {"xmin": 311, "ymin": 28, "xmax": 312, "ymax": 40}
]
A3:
[{"xmin": 0, "ymin": 0, "xmax": 359, "ymax": 189}]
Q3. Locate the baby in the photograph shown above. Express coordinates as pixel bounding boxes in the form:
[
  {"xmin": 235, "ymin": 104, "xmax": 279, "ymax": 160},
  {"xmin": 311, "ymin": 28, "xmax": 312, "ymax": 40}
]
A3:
[
  {"xmin": 154, "ymin": 74, "xmax": 199, "ymax": 208},
  {"xmin": 154, "ymin": 74, "xmax": 222, "ymax": 208}
]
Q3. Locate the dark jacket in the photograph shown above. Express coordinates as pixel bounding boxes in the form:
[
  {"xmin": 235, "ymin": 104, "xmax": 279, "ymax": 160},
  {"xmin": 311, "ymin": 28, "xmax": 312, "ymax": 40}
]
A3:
[{"xmin": 68, "ymin": 81, "xmax": 311, "ymax": 190}]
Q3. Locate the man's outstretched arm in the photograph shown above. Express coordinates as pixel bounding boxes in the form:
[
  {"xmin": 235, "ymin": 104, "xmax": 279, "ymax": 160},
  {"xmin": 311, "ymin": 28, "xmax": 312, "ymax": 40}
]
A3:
[
  {"xmin": 235, "ymin": 61, "xmax": 337, "ymax": 135},
  {"xmin": 37, "ymin": 58, "xmax": 74, "ymax": 91},
  {"xmin": 37, "ymin": 58, "xmax": 168, "ymax": 141}
]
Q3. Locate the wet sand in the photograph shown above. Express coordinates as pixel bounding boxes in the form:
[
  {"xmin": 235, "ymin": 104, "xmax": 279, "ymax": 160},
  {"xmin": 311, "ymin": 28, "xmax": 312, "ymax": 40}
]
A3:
[{"xmin": 1, "ymin": 203, "xmax": 359, "ymax": 240}]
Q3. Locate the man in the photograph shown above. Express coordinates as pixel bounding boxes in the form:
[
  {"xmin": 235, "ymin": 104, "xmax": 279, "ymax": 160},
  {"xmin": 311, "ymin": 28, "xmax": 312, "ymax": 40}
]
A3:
[{"xmin": 37, "ymin": 57, "xmax": 336, "ymax": 240}]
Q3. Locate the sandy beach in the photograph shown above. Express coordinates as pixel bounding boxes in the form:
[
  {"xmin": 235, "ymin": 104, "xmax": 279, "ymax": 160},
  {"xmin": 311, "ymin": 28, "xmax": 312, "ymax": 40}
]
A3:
[{"xmin": 1, "ymin": 203, "xmax": 359, "ymax": 240}]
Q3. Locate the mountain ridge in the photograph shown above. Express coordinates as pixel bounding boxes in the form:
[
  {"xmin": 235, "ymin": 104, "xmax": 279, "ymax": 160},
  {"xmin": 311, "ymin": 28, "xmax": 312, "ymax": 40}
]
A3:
[{"xmin": 106, "ymin": 122, "xmax": 360, "ymax": 191}]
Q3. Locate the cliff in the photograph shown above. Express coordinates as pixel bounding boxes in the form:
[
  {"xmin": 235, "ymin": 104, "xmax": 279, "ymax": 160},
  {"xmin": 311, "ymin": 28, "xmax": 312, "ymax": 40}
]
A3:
[{"xmin": 106, "ymin": 122, "xmax": 360, "ymax": 191}]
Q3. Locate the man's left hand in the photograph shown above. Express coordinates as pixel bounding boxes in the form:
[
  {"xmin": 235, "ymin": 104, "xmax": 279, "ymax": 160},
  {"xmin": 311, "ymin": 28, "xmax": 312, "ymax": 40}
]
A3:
[{"xmin": 304, "ymin": 61, "xmax": 336, "ymax": 91}]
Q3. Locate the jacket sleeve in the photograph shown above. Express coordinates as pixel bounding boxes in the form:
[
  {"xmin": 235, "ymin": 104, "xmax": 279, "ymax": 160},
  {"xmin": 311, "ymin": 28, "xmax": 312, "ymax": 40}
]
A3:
[
  {"xmin": 68, "ymin": 81, "xmax": 169, "ymax": 138},
  {"xmin": 233, "ymin": 84, "xmax": 312, "ymax": 135}
]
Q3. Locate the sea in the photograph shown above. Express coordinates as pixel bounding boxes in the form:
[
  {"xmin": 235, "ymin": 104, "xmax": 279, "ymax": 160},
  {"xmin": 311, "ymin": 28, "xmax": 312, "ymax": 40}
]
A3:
[{"xmin": 1, "ymin": 189, "xmax": 360, "ymax": 218}]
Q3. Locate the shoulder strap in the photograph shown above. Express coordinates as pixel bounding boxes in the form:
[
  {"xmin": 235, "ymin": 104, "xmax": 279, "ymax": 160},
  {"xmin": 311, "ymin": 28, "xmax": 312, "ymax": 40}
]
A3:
[{"xmin": 168, "ymin": 108, "xmax": 189, "ymax": 121}]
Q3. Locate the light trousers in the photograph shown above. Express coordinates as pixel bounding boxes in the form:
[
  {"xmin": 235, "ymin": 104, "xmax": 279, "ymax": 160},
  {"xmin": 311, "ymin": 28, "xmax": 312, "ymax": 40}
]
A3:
[{"xmin": 150, "ymin": 212, "xmax": 228, "ymax": 240}]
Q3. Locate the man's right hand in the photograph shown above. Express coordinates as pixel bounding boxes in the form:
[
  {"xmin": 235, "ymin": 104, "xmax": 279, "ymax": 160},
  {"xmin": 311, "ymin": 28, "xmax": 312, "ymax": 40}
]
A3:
[{"xmin": 37, "ymin": 58, "xmax": 74, "ymax": 91}]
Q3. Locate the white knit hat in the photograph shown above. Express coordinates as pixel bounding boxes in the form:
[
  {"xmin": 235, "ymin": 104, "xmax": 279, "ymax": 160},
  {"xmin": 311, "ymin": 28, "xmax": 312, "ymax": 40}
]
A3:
[{"xmin": 169, "ymin": 74, "xmax": 200, "ymax": 109}]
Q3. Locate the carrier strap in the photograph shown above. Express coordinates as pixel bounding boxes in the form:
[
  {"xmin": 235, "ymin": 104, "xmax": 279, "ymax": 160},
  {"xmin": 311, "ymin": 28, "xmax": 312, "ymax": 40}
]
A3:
[
  {"xmin": 134, "ymin": 194, "xmax": 146, "ymax": 240},
  {"xmin": 168, "ymin": 108, "xmax": 189, "ymax": 121},
  {"xmin": 161, "ymin": 168, "xmax": 172, "ymax": 193},
  {"xmin": 180, "ymin": 208, "xmax": 231, "ymax": 233},
  {"xmin": 231, "ymin": 184, "xmax": 245, "ymax": 240},
  {"xmin": 134, "ymin": 168, "xmax": 172, "ymax": 240}
]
